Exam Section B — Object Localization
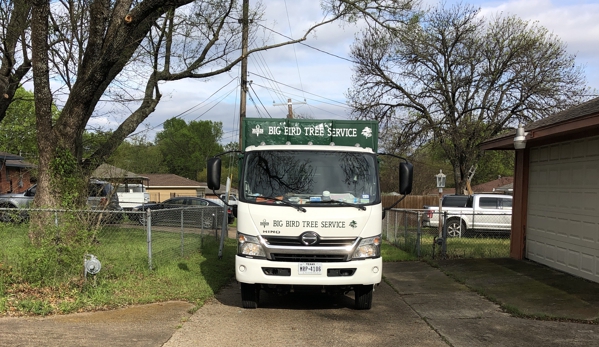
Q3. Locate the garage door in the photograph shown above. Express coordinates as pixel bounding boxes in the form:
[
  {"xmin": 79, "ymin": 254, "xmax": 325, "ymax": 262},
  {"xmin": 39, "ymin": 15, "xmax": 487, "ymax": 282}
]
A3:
[{"xmin": 527, "ymin": 134, "xmax": 599, "ymax": 283}]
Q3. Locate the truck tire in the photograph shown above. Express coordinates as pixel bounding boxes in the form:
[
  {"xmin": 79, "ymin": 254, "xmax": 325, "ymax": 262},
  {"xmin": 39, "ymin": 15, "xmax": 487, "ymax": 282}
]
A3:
[
  {"xmin": 354, "ymin": 284, "xmax": 373, "ymax": 310},
  {"xmin": 240, "ymin": 283, "xmax": 260, "ymax": 309},
  {"xmin": 447, "ymin": 218, "xmax": 466, "ymax": 238}
]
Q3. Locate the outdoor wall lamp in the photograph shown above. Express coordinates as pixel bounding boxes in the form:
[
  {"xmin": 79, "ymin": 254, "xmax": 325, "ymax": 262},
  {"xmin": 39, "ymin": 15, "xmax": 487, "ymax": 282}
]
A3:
[
  {"xmin": 514, "ymin": 124, "xmax": 528, "ymax": 149},
  {"xmin": 435, "ymin": 170, "xmax": 446, "ymax": 190}
]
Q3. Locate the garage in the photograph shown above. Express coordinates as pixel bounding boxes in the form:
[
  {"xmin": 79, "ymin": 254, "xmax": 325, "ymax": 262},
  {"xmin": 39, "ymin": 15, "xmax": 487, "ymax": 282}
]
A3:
[
  {"xmin": 526, "ymin": 135, "xmax": 599, "ymax": 282},
  {"xmin": 480, "ymin": 97, "xmax": 599, "ymax": 283}
]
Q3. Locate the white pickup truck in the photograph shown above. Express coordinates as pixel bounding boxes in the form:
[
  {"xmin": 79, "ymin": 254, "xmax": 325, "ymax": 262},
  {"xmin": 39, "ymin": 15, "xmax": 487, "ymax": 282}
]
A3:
[{"xmin": 421, "ymin": 194, "xmax": 512, "ymax": 237}]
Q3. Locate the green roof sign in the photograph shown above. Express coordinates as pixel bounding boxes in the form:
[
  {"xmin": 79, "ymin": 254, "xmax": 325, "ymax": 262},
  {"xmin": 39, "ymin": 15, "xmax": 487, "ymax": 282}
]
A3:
[{"xmin": 242, "ymin": 118, "xmax": 378, "ymax": 152}]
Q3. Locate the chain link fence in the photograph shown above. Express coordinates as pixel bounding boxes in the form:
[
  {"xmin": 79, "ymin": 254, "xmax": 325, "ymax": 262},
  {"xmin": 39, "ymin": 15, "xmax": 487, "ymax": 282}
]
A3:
[
  {"xmin": 383, "ymin": 209, "xmax": 511, "ymax": 259},
  {"xmin": 0, "ymin": 205, "xmax": 229, "ymax": 272}
]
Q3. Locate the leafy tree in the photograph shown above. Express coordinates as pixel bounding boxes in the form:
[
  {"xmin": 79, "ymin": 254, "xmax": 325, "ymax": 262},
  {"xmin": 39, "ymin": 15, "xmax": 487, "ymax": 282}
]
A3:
[
  {"xmin": 155, "ymin": 118, "xmax": 224, "ymax": 180},
  {"xmin": 348, "ymin": 3, "xmax": 589, "ymax": 194},
  {"xmin": 0, "ymin": 87, "xmax": 37, "ymax": 161},
  {"xmin": 473, "ymin": 151, "xmax": 514, "ymax": 185},
  {"xmin": 109, "ymin": 135, "xmax": 168, "ymax": 174},
  {"xmin": 0, "ymin": 0, "xmax": 418, "ymax": 244},
  {"xmin": 0, "ymin": 1, "xmax": 32, "ymax": 120}
]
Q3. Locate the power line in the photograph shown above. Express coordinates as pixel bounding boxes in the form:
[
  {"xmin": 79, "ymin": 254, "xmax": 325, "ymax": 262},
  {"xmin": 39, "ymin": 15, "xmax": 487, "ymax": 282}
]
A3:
[
  {"xmin": 129, "ymin": 77, "xmax": 238, "ymax": 138},
  {"xmin": 252, "ymin": 82, "xmax": 350, "ymax": 109},
  {"xmin": 248, "ymin": 82, "xmax": 272, "ymax": 118},
  {"xmin": 249, "ymin": 73, "xmax": 349, "ymax": 106},
  {"xmin": 255, "ymin": 22, "xmax": 357, "ymax": 64}
]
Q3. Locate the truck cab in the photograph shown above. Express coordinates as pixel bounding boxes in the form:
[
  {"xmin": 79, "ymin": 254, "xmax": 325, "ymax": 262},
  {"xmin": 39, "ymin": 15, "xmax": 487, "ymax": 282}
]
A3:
[{"xmin": 207, "ymin": 118, "xmax": 413, "ymax": 310}]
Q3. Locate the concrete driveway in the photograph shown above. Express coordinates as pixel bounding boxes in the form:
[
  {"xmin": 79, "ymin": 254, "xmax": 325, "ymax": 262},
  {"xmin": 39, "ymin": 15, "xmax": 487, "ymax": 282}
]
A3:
[
  {"xmin": 163, "ymin": 262, "xmax": 599, "ymax": 347},
  {"xmin": 2, "ymin": 262, "xmax": 599, "ymax": 347}
]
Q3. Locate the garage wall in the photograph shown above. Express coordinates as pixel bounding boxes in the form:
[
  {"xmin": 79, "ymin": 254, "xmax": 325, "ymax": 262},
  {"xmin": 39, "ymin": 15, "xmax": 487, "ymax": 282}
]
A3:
[{"xmin": 526, "ymin": 134, "xmax": 599, "ymax": 283}]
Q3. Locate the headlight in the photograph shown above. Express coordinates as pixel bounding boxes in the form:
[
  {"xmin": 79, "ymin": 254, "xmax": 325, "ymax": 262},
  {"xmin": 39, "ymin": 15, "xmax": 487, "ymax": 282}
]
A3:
[
  {"xmin": 238, "ymin": 233, "xmax": 266, "ymax": 258},
  {"xmin": 352, "ymin": 235, "xmax": 381, "ymax": 259}
]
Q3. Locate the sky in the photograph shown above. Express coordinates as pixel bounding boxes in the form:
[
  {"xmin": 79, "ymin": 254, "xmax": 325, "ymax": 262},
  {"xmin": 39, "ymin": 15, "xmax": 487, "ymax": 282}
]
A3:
[{"xmin": 88, "ymin": 0, "xmax": 599, "ymax": 145}]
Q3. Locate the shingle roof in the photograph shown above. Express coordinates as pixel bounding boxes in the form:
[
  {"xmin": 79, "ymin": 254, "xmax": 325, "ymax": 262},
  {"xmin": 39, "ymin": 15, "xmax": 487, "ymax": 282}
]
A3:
[
  {"xmin": 481, "ymin": 96, "xmax": 599, "ymax": 149},
  {"xmin": 92, "ymin": 163, "xmax": 147, "ymax": 179},
  {"xmin": 524, "ymin": 97, "xmax": 599, "ymax": 130},
  {"xmin": 143, "ymin": 173, "xmax": 206, "ymax": 187}
]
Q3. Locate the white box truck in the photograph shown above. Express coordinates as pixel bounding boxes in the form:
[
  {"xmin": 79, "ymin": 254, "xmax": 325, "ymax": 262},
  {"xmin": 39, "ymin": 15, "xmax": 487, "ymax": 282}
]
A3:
[{"xmin": 207, "ymin": 118, "xmax": 413, "ymax": 309}]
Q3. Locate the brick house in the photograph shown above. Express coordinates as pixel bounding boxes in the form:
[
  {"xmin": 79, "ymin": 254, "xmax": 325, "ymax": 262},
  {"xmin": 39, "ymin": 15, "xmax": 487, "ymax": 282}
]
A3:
[{"xmin": 0, "ymin": 152, "xmax": 36, "ymax": 194}]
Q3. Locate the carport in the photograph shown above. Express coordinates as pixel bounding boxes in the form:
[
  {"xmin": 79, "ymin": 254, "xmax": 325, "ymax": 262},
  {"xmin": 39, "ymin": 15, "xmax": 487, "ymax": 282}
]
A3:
[{"xmin": 481, "ymin": 97, "xmax": 599, "ymax": 283}]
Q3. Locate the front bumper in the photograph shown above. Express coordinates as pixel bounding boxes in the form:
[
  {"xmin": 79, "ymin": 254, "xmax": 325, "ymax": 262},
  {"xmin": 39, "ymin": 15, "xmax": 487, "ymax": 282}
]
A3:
[{"xmin": 235, "ymin": 256, "xmax": 382, "ymax": 286}]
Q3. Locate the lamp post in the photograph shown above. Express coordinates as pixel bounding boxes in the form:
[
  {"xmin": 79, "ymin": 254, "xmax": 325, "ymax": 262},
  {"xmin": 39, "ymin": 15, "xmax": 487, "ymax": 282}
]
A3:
[{"xmin": 435, "ymin": 170, "xmax": 446, "ymax": 237}]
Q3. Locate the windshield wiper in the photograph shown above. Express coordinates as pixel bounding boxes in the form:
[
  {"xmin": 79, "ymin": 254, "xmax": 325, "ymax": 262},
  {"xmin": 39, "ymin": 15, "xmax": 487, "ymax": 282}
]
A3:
[
  {"xmin": 309, "ymin": 199, "xmax": 366, "ymax": 211},
  {"xmin": 254, "ymin": 195, "xmax": 306, "ymax": 213}
]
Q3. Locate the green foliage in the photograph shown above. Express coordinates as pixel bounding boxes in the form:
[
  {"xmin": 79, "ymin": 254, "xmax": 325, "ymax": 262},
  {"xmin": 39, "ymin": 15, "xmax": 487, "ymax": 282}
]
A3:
[
  {"xmin": 1, "ymin": 217, "xmax": 93, "ymax": 288},
  {"xmin": 0, "ymin": 87, "xmax": 37, "ymax": 160},
  {"xmin": 0, "ymin": 222, "xmax": 236, "ymax": 316},
  {"xmin": 50, "ymin": 147, "xmax": 86, "ymax": 209},
  {"xmin": 473, "ymin": 151, "xmax": 515, "ymax": 185},
  {"xmin": 155, "ymin": 118, "xmax": 224, "ymax": 180},
  {"xmin": 109, "ymin": 135, "xmax": 168, "ymax": 174},
  {"xmin": 83, "ymin": 130, "xmax": 114, "ymax": 158},
  {"xmin": 381, "ymin": 242, "xmax": 417, "ymax": 261}
]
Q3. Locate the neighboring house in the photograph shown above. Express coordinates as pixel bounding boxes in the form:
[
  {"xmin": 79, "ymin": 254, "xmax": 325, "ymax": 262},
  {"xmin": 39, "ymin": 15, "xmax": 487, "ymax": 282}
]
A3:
[
  {"xmin": 92, "ymin": 164, "xmax": 149, "ymax": 186},
  {"xmin": 481, "ymin": 97, "xmax": 599, "ymax": 284},
  {"xmin": 0, "ymin": 152, "xmax": 36, "ymax": 194},
  {"xmin": 142, "ymin": 174, "xmax": 208, "ymax": 203},
  {"xmin": 425, "ymin": 176, "xmax": 514, "ymax": 196}
]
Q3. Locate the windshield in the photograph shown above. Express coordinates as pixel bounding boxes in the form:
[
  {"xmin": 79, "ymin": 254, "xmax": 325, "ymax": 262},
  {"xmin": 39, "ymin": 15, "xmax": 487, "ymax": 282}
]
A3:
[{"xmin": 242, "ymin": 150, "xmax": 379, "ymax": 206}]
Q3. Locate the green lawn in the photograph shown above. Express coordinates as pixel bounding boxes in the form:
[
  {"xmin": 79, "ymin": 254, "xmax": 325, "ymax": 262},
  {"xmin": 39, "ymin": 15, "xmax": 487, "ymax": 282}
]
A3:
[
  {"xmin": 0, "ymin": 223, "xmax": 235, "ymax": 316},
  {"xmin": 0, "ymin": 221, "xmax": 414, "ymax": 316},
  {"xmin": 385, "ymin": 227, "xmax": 510, "ymax": 259}
]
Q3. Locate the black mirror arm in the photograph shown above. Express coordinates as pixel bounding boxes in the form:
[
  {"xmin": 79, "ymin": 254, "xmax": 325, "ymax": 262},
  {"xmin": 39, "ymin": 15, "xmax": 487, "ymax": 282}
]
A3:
[
  {"xmin": 377, "ymin": 152, "xmax": 409, "ymax": 163},
  {"xmin": 385, "ymin": 194, "xmax": 407, "ymax": 211},
  {"xmin": 212, "ymin": 189, "xmax": 234, "ymax": 207}
]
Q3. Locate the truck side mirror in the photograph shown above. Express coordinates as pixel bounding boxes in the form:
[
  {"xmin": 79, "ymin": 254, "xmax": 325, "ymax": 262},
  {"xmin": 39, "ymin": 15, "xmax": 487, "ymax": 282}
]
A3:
[
  {"xmin": 399, "ymin": 162, "xmax": 413, "ymax": 195},
  {"xmin": 207, "ymin": 157, "xmax": 222, "ymax": 190}
]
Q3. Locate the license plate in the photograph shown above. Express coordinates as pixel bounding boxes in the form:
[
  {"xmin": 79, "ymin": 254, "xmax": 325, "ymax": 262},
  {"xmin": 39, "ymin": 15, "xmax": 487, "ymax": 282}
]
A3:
[{"xmin": 298, "ymin": 262, "xmax": 322, "ymax": 275}]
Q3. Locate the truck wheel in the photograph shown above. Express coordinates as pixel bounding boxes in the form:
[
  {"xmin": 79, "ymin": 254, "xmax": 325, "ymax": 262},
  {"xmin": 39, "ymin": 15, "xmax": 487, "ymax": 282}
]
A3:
[
  {"xmin": 240, "ymin": 283, "xmax": 260, "ymax": 309},
  {"xmin": 354, "ymin": 284, "xmax": 373, "ymax": 310},
  {"xmin": 447, "ymin": 219, "xmax": 466, "ymax": 238}
]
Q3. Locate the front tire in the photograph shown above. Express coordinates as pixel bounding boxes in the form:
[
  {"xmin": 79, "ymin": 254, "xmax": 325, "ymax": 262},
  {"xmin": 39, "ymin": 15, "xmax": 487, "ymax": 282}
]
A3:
[
  {"xmin": 446, "ymin": 218, "xmax": 466, "ymax": 238},
  {"xmin": 240, "ymin": 283, "xmax": 260, "ymax": 309},
  {"xmin": 354, "ymin": 284, "xmax": 373, "ymax": 310}
]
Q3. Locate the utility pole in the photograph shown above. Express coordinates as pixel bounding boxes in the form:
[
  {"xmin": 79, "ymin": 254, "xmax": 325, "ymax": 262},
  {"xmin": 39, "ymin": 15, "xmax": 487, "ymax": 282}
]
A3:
[
  {"xmin": 273, "ymin": 98, "xmax": 307, "ymax": 119},
  {"xmin": 238, "ymin": 0, "xmax": 249, "ymax": 149}
]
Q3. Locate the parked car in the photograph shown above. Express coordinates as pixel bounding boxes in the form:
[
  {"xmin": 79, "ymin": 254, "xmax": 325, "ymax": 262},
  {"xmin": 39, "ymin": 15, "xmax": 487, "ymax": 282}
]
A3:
[
  {"xmin": 422, "ymin": 194, "xmax": 512, "ymax": 237},
  {"xmin": 0, "ymin": 179, "xmax": 123, "ymax": 223},
  {"xmin": 131, "ymin": 196, "xmax": 233, "ymax": 228},
  {"xmin": 219, "ymin": 194, "xmax": 238, "ymax": 206}
]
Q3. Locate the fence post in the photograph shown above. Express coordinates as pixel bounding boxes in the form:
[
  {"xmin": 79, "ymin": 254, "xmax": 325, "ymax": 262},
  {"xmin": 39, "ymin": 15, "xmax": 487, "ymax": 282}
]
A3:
[
  {"xmin": 404, "ymin": 210, "xmax": 408, "ymax": 246},
  {"xmin": 180, "ymin": 209, "xmax": 184, "ymax": 257},
  {"xmin": 442, "ymin": 211, "xmax": 448, "ymax": 257},
  {"xmin": 147, "ymin": 209, "xmax": 152, "ymax": 270},
  {"xmin": 393, "ymin": 210, "xmax": 398, "ymax": 245},
  {"xmin": 416, "ymin": 211, "xmax": 421, "ymax": 257},
  {"xmin": 200, "ymin": 210, "xmax": 204, "ymax": 249}
]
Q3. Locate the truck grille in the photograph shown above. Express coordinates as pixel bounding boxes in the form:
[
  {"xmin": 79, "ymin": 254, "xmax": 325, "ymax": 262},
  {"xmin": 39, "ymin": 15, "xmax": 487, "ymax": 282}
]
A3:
[
  {"xmin": 270, "ymin": 253, "xmax": 348, "ymax": 262},
  {"xmin": 263, "ymin": 236, "xmax": 356, "ymax": 247}
]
